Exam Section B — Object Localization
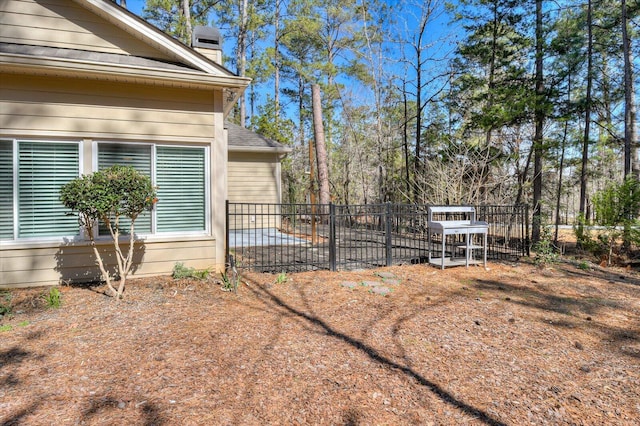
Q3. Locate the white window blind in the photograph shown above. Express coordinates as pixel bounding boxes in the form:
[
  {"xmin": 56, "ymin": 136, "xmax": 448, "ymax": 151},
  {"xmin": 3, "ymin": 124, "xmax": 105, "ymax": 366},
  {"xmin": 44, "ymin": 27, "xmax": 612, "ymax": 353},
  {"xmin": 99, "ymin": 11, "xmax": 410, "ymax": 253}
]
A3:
[
  {"xmin": 97, "ymin": 143, "xmax": 152, "ymax": 235},
  {"xmin": 17, "ymin": 141, "xmax": 80, "ymax": 238},
  {"xmin": 156, "ymin": 147, "xmax": 206, "ymax": 232}
]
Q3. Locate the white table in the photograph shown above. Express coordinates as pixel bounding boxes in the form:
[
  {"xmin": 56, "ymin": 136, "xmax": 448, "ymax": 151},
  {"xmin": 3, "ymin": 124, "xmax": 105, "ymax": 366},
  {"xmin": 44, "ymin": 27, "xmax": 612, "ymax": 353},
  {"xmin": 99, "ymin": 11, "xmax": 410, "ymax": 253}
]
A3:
[{"xmin": 427, "ymin": 207, "xmax": 488, "ymax": 269}]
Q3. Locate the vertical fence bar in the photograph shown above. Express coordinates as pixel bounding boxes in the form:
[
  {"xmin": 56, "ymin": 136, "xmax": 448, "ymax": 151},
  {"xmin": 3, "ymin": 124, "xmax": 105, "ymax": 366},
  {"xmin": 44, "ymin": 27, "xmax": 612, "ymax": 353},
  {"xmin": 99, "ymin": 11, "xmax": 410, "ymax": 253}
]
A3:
[
  {"xmin": 225, "ymin": 200, "xmax": 229, "ymax": 267},
  {"xmin": 329, "ymin": 203, "xmax": 336, "ymax": 271},
  {"xmin": 524, "ymin": 204, "xmax": 530, "ymax": 257},
  {"xmin": 385, "ymin": 202, "xmax": 392, "ymax": 266}
]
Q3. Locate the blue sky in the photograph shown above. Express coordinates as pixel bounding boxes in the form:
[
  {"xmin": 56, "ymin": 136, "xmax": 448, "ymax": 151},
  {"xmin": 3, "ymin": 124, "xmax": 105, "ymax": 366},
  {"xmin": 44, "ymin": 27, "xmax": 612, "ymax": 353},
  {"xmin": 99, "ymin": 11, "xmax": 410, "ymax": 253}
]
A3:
[
  {"xmin": 125, "ymin": 0, "xmax": 145, "ymax": 16},
  {"xmin": 122, "ymin": 0, "xmax": 461, "ymax": 125}
]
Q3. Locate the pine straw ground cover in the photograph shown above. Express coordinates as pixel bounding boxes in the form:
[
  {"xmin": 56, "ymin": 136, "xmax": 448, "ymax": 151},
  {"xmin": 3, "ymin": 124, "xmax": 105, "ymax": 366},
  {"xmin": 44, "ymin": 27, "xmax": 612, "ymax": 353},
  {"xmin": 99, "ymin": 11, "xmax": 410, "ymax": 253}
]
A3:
[{"xmin": 1, "ymin": 260, "xmax": 639, "ymax": 425}]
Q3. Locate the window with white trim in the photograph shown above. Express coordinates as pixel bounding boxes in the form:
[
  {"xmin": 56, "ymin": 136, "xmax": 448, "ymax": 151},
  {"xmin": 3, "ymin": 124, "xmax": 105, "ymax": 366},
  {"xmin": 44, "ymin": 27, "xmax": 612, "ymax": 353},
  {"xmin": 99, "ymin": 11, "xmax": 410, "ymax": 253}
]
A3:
[
  {"xmin": 96, "ymin": 143, "xmax": 208, "ymax": 236},
  {"xmin": 156, "ymin": 146, "xmax": 206, "ymax": 232},
  {"xmin": 0, "ymin": 140, "xmax": 81, "ymax": 240},
  {"xmin": 0, "ymin": 140, "xmax": 207, "ymax": 242}
]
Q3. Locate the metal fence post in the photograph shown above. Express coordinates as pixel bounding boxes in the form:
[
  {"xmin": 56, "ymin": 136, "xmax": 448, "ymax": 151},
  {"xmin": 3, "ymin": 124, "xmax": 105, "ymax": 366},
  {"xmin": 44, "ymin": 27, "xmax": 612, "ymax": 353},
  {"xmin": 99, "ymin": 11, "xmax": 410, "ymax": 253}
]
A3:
[
  {"xmin": 225, "ymin": 200, "xmax": 229, "ymax": 268},
  {"xmin": 385, "ymin": 202, "xmax": 392, "ymax": 266},
  {"xmin": 524, "ymin": 204, "xmax": 530, "ymax": 257},
  {"xmin": 329, "ymin": 203, "xmax": 336, "ymax": 271}
]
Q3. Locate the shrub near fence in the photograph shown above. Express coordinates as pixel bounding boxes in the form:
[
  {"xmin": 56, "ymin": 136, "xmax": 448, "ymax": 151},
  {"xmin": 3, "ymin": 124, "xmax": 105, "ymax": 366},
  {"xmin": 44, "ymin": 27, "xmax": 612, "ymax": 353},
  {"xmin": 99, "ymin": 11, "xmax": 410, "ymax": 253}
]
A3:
[{"xmin": 226, "ymin": 202, "xmax": 529, "ymax": 273}]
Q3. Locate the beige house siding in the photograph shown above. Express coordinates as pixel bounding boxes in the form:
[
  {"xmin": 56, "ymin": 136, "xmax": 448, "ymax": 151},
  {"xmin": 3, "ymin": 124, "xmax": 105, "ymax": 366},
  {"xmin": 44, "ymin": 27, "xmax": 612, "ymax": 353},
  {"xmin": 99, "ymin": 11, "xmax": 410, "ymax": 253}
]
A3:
[
  {"xmin": 1, "ymin": 239, "xmax": 217, "ymax": 288},
  {"xmin": 0, "ymin": 0, "xmax": 173, "ymax": 60},
  {"xmin": 227, "ymin": 152, "xmax": 282, "ymax": 230},
  {"xmin": 228, "ymin": 152, "xmax": 281, "ymax": 203},
  {"xmin": 1, "ymin": 74, "xmax": 216, "ymax": 142}
]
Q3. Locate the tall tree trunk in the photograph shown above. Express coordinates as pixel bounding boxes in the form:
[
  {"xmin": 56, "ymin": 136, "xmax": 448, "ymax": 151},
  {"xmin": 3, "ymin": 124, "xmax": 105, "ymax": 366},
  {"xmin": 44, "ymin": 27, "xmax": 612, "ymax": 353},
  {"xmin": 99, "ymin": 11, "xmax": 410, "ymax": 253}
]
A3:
[
  {"xmin": 274, "ymin": 0, "xmax": 281, "ymax": 123},
  {"xmin": 312, "ymin": 84, "xmax": 331, "ymax": 206},
  {"xmin": 531, "ymin": 0, "xmax": 545, "ymax": 245},
  {"xmin": 236, "ymin": 0, "xmax": 248, "ymax": 126},
  {"xmin": 555, "ymin": 75, "xmax": 571, "ymax": 245},
  {"xmin": 579, "ymin": 0, "xmax": 593, "ymax": 217},
  {"xmin": 181, "ymin": 0, "xmax": 192, "ymax": 43},
  {"xmin": 555, "ymin": 121, "xmax": 568, "ymax": 245},
  {"xmin": 622, "ymin": 0, "xmax": 639, "ymax": 179},
  {"xmin": 402, "ymin": 79, "xmax": 411, "ymax": 201},
  {"xmin": 249, "ymin": 30, "xmax": 256, "ymax": 121},
  {"xmin": 297, "ymin": 76, "xmax": 304, "ymax": 145},
  {"xmin": 484, "ymin": 0, "xmax": 498, "ymax": 148},
  {"xmin": 414, "ymin": 40, "xmax": 422, "ymax": 198}
]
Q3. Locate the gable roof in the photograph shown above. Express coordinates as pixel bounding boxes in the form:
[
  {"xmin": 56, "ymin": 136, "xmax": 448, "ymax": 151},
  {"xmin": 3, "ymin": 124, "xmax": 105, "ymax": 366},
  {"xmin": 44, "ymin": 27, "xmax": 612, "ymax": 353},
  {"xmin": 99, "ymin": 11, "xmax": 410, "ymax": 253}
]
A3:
[
  {"xmin": 227, "ymin": 123, "xmax": 292, "ymax": 154},
  {"xmin": 1, "ymin": 0, "xmax": 250, "ymax": 112},
  {"xmin": 72, "ymin": 0, "xmax": 232, "ymax": 76}
]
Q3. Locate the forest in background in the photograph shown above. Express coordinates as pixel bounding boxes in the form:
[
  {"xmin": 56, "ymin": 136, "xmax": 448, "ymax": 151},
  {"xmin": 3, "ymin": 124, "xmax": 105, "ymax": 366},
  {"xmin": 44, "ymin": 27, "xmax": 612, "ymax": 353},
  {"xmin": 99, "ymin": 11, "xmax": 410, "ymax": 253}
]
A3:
[{"xmin": 118, "ymin": 0, "xmax": 638, "ymax": 244}]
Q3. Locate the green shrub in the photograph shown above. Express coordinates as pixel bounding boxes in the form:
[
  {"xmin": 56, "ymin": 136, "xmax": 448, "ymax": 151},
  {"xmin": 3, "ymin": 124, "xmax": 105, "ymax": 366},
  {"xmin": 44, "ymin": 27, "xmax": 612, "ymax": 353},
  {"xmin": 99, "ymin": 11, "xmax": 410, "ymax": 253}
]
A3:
[
  {"xmin": 60, "ymin": 165, "xmax": 157, "ymax": 300},
  {"xmin": 533, "ymin": 224, "xmax": 559, "ymax": 268},
  {"xmin": 0, "ymin": 291, "xmax": 12, "ymax": 317},
  {"xmin": 592, "ymin": 177, "xmax": 640, "ymax": 259},
  {"xmin": 44, "ymin": 287, "xmax": 62, "ymax": 309},
  {"xmin": 577, "ymin": 261, "xmax": 591, "ymax": 271},
  {"xmin": 275, "ymin": 271, "xmax": 288, "ymax": 284},
  {"xmin": 172, "ymin": 262, "xmax": 211, "ymax": 280}
]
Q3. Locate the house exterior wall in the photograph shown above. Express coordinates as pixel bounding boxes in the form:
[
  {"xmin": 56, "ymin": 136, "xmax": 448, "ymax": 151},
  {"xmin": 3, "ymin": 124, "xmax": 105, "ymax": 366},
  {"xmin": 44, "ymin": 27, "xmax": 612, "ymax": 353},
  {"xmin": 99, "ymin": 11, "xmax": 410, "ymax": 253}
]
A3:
[
  {"xmin": 1, "ymin": 74, "xmax": 216, "ymax": 142},
  {"xmin": 228, "ymin": 152, "xmax": 281, "ymax": 203},
  {"xmin": 1, "ymin": 239, "xmax": 217, "ymax": 288},
  {"xmin": 0, "ymin": 75, "xmax": 226, "ymax": 289},
  {"xmin": 227, "ymin": 151, "xmax": 282, "ymax": 230},
  {"xmin": 0, "ymin": 0, "xmax": 174, "ymax": 60}
]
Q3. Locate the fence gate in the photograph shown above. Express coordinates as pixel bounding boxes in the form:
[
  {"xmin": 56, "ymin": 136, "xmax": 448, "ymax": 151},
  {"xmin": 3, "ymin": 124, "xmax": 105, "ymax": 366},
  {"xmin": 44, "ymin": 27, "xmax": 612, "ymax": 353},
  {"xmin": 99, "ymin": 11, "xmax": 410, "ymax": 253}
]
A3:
[{"xmin": 226, "ymin": 202, "xmax": 528, "ymax": 273}]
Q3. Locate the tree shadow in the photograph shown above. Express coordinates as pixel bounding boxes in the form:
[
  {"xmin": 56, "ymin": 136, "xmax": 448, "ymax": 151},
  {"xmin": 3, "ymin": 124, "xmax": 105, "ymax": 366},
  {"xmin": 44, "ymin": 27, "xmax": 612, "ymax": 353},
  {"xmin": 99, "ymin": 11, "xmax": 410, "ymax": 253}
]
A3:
[
  {"xmin": 245, "ymin": 282, "xmax": 507, "ymax": 426},
  {"xmin": 557, "ymin": 262, "xmax": 640, "ymax": 287},
  {"xmin": 0, "ymin": 346, "xmax": 29, "ymax": 369},
  {"xmin": 473, "ymin": 278, "xmax": 640, "ymax": 358},
  {"xmin": 82, "ymin": 395, "xmax": 166, "ymax": 426},
  {"xmin": 1, "ymin": 401, "xmax": 42, "ymax": 426},
  {"xmin": 54, "ymin": 238, "xmax": 146, "ymax": 289},
  {"xmin": 473, "ymin": 278, "xmax": 621, "ymax": 316},
  {"xmin": 0, "ymin": 346, "xmax": 44, "ymax": 393}
]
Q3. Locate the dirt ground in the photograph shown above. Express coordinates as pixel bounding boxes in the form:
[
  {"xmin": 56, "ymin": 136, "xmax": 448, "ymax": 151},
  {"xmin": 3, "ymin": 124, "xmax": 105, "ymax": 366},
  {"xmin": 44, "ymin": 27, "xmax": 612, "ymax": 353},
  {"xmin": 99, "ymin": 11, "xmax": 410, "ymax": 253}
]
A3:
[{"xmin": 1, "ymin": 257, "xmax": 639, "ymax": 425}]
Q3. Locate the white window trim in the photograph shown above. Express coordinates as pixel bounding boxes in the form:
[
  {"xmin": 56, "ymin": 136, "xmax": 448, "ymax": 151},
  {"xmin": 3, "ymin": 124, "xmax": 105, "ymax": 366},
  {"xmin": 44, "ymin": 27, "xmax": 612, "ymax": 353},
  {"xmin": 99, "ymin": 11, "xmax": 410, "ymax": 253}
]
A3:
[
  {"xmin": 93, "ymin": 141, "xmax": 210, "ymax": 240},
  {"xmin": 1, "ymin": 138, "xmax": 83, "ymax": 244}
]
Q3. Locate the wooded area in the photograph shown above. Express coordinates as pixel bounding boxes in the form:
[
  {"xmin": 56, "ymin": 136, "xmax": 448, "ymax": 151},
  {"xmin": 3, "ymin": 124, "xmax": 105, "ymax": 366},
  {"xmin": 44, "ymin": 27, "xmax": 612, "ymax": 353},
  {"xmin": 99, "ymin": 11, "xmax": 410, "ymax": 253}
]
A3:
[{"xmin": 124, "ymin": 0, "xmax": 638, "ymax": 243}]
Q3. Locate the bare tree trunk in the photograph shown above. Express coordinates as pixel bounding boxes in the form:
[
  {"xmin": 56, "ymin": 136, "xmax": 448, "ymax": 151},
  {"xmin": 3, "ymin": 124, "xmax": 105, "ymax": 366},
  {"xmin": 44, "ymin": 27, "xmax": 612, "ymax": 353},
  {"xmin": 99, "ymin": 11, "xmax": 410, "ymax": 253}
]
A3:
[
  {"xmin": 274, "ymin": 0, "xmax": 281, "ymax": 123},
  {"xmin": 531, "ymin": 0, "xmax": 544, "ymax": 244},
  {"xmin": 622, "ymin": 0, "xmax": 639, "ymax": 179},
  {"xmin": 236, "ymin": 0, "xmax": 248, "ymax": 126},
  {"xmin": 181, "ymin": 0, "xmax": 192, "ymax": 43},
  {"xmin": 555, "ymin": 120, "xmax": 568, "ymax": 245},
  {"xmin": 580, "ymin": 0, "xmax": 593, "ymax": 217},
  {"xmin": 402, "ymin": 80, "xmax": 411, "ymax": 201},
  {"xmin": 312, "ymin": 84, "xmax": 330, "ymax": 206}
]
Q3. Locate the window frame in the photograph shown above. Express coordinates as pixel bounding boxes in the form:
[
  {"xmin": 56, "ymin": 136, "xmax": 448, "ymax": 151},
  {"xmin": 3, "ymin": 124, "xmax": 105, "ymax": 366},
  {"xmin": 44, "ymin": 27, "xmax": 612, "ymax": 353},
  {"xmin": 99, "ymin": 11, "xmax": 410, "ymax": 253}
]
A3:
[
  {"xmin": 0, "ymin": 139, "xmax": 210, "ymax": 244},
  {"xmin": 93, "ymin": 141, "xmax": 210, "ymax": 240},
  {"xmin": 0, "ymin": 138, "xmax": 83, "ymax": 243}
]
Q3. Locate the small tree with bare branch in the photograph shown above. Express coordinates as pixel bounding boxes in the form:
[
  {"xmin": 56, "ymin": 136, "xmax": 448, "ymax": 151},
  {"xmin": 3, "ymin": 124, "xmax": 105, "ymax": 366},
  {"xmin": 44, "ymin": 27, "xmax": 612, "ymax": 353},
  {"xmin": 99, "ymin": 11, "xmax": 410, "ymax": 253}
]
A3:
[{"xmin": 60, "ymin": 165, "xmax": 157, "ymax": 299}]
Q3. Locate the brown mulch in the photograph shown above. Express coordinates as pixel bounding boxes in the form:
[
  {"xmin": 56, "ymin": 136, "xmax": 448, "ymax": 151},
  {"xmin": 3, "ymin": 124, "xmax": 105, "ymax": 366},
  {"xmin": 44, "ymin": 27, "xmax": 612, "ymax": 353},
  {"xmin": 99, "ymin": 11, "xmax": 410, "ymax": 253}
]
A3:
[{"xmin": 1, "ymin": 260, "xmax": 639, "ymax": 425}]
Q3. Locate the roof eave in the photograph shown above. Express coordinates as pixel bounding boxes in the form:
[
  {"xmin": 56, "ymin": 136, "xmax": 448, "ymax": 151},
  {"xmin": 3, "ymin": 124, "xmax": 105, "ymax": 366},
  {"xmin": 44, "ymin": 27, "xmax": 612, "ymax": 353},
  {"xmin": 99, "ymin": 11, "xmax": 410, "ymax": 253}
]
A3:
[
  {"xmin": 0, "ymin": 53, "xmax": 251, "ymax": 91},
  {"xmin": 228, "ymin": 146, "xmax": 292, "ymax": 154}
]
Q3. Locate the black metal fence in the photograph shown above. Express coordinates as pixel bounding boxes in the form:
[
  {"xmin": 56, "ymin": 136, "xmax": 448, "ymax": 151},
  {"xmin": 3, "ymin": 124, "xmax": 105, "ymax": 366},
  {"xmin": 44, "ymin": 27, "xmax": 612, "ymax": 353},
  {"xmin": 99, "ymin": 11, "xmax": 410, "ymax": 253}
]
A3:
[{"xmin": 226, "ymin": 202, "xmax": 529, "ymax": 273}]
